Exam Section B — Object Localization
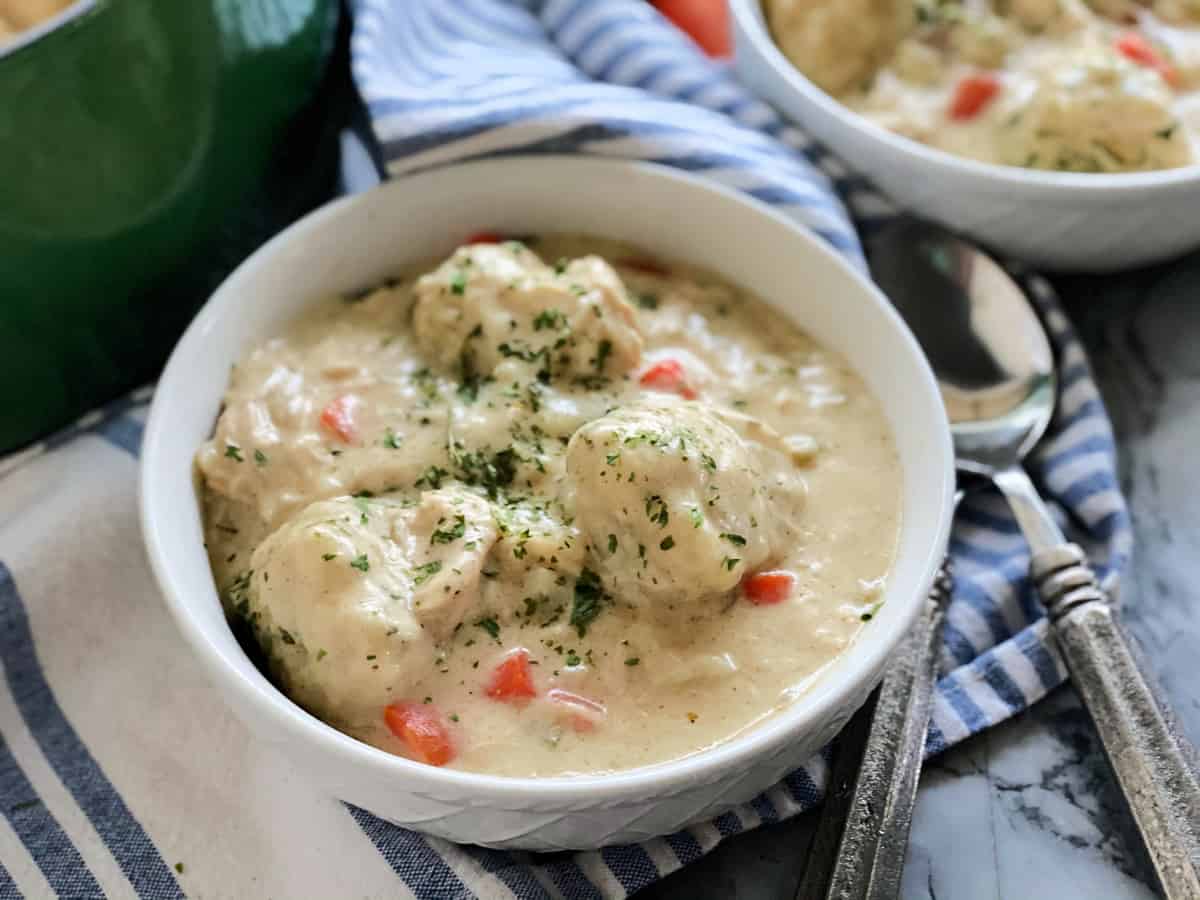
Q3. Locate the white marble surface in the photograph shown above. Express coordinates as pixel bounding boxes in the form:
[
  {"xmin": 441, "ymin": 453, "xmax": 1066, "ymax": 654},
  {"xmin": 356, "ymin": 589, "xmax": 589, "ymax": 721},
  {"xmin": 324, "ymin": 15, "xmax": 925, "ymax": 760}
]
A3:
[{"xmin": 641, "ymin": 251, "xmax": 1200, "ymax": 899}]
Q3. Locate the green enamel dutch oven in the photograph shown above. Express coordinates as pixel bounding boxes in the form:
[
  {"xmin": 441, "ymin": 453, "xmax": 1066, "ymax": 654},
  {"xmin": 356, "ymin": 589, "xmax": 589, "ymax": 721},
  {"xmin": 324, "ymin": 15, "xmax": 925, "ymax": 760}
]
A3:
[{"xmin": 0, "ymin": 0, "xmax": 340, "ymax": 453}]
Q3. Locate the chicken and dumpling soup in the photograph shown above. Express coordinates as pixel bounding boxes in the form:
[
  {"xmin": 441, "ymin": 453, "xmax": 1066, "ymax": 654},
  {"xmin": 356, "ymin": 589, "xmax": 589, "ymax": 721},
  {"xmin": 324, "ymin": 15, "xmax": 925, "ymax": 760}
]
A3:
[
  {"xmin": 197, "ymin": 235, "xmax": 902, "ymax": 775},
  {"xmin": 766, "ymin": 0, "xmax": 1200, "ymax": 173}
]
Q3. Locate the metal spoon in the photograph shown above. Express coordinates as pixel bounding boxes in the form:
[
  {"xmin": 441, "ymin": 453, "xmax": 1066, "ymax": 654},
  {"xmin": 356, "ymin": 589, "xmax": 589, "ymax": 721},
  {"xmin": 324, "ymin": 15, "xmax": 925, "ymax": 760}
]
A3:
[
  {"xmin": 795, "ymin": 559, "xmax": 955, "ymax": 900},
  {"xmin": 863, "ymin": 218, "xmax": 1200, "ymax": 898}
]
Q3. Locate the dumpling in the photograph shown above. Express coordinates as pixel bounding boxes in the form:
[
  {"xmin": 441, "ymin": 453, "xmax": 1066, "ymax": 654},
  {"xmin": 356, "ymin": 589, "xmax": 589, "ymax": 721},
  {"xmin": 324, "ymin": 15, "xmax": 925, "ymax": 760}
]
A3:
[
  {"xmin": 1152, "ymin": 0, "xmax": 1200, "ymax": 24},
  {"xmin": 999, "ymin": 48, "xmax": 1190, "ymax": 171},
  {"xmin": 565, "ymin": 400, "xmax": 789, "ymax": 612},
  {"xmin": 196, "ymin": 350, "xmax": 337, "ymax": 526},
  {"xmin": 238, "ymin": 488, "xmax": 498, "ymax": 727},
  {"xmin": 765, "ymin": 0, "xmax": 914, "ymax": 95},
  {"xmin": 947, "ymin": 14, "xmax": 1019, "ymax": 69},
  {"xmin": 1080, "ymin": 0, "xmax": 1145, "ymax": 21},
  {"xmin": 196, "ymin": 331, "xmax": 446, "ymax": 528},
  {"xmin": 998, "ymin": 0, "xmax": 1091, "ymax": 33},
  {"xmin": 412, "ymin": 242, "xmax": 643, "ymax": 384}
]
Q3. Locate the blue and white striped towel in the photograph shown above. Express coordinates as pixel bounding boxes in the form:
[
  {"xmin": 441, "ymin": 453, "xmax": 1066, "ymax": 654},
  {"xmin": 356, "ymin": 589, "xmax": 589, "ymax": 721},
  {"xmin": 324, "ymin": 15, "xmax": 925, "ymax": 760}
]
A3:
[{"xmin": 0, "ymin": 1, "xmax": 1131, "ymax": 897}]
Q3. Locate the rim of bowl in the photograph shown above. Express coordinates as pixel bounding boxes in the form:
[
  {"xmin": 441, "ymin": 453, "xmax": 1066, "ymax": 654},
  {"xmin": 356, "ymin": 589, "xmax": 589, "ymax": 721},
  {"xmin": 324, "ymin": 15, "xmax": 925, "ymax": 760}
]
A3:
[
  {"xmin": 730, "ymin": 0, "xmax": 1200, "ymax": 194},
  {"xmin": 140, "ymin": 154, "xmax": 954, "ymax": 805}
]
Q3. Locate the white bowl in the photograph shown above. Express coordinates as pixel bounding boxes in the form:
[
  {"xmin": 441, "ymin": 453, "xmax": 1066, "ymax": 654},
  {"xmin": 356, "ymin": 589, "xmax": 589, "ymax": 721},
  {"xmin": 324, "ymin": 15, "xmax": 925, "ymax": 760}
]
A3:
[
  {"xmin": 731, "ymin": 0, "xmax": 1200, "ymax": 272},
  {"xmin": 140, "ymin": 155, "xmax": 954, "ymax": 850}
]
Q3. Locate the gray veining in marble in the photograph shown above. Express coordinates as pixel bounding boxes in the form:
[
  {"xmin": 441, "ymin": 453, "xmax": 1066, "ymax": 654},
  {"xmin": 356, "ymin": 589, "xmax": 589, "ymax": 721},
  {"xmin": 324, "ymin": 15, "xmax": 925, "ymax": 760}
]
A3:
[{"xmin": 640, "ymin": 251, "xmax": 1200, "ymax": 899}]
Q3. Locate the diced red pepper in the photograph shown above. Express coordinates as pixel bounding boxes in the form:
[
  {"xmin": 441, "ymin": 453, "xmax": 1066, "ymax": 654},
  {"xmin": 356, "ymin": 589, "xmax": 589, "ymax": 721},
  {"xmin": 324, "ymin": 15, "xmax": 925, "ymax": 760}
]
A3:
[
  {"xmin": 319, "ymin": 394, "xmax": 359, "ymax": 444},
  {"xmin": 639, "ymin": 359, "xmax": 697, "ymax": 400},
  {"xmin": 652, "ymin": 0, "xmax": 732, "ymax": 58},
  {"xmin": 547, "ymin": 688, "xmax": 607, "ymax": 732},
  {"xmin": 948, "ymin": 73, "xmax": 1001, "ymax": 120},
  {"xmin": 384, "ymin": 702, "xmax": 456, "ymax": 766},
  {"xmin": 619, "ymin": 257, "xmax": 669, "ymax": 276},
  {"xmin": 742, "ymin": 570, "xmax": 795, "ymax": 606},
  {"xmin": 486, "ymin": 649, "xmax": 537, "ymax": 702},
  {"xmin": 466, "ymin": 231, "xmax": 504, "ymax": 244},
  {"xmin": 1115, "ymin": 32, "xmax": 1179, "ymax": 87}
]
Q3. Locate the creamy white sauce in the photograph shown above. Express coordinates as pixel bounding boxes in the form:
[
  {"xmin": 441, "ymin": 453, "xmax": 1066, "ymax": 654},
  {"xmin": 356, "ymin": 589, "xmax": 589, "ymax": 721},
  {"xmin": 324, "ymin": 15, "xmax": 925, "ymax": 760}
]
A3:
[
  {"xmin": 197, "ymin": 236, "xmax": 902, "ymax": 776},
  {"xmin": 767, "ymin": 0, "xmax": 1200, "ymax": 172}
]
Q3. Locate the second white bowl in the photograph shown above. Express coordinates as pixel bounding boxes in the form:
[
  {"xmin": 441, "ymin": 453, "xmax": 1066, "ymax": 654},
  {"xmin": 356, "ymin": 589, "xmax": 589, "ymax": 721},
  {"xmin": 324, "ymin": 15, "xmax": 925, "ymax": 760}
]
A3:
[{"xmin": 731, "ymin": 0, "xmax": 1200, "ymax": 272}]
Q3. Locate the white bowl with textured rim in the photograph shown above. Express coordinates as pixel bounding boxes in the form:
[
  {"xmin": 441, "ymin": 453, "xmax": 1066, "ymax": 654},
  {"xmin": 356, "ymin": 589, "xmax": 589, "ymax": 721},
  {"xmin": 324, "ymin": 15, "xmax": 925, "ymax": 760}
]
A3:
[
  {"xmin": 731, "ymin": 0, "xmax": 1200, "ymax": 272},
  {"xmin": 140, "ymin": 155, "xmax": 954, "ymax": 850}
]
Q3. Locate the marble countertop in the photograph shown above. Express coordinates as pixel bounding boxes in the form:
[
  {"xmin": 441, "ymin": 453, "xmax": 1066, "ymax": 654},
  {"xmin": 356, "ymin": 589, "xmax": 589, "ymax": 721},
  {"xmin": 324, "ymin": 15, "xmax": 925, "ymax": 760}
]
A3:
[{"xmin": 643, "ymin": 251, "xmax": 1200, "ymax": 899}]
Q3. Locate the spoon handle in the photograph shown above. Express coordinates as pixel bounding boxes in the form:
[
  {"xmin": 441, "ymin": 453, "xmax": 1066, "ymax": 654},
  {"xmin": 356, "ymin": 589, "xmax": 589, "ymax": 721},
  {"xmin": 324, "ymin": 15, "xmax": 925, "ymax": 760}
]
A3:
[
  {"xmin": 1034, "ymin": 545, "xmax": 1200, "ymax": 898},
  {"xmin": 995, "ymin": 468, "xmax": 1200, "ymax": 899},
  {"xmin": 795, "ymin": 562, "xmax": 953, "ymax": 900}
]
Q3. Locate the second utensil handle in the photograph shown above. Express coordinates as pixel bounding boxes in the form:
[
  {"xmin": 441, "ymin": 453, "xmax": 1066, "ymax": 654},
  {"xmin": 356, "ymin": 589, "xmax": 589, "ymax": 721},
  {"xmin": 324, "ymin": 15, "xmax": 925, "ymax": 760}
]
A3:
[
  {"xmin": 1034, "ymin": 544, "xmax": 1200, "ymax": 899},
  {"xmin": 814, "ymin": 564, "xmax": 953, "ymax": 900}
]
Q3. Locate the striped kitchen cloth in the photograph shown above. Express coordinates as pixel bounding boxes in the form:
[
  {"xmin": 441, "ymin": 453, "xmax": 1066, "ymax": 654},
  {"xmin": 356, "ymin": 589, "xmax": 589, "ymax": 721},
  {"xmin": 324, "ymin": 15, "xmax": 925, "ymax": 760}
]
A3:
[{"xmin": 0, "ymin": 1, "xmax": 1131, "ymax": 898}]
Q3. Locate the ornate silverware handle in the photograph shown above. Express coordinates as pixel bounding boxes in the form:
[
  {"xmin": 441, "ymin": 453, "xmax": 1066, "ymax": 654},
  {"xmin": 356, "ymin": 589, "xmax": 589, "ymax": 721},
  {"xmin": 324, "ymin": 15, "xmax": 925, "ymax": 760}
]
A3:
[
  {"xmin": 796, "ymin": 563, "xmax": 953, "ymax": 900},
  {"xmin": 1034, "ymin": 543, "xmax": 1200, "ymax": 899}
]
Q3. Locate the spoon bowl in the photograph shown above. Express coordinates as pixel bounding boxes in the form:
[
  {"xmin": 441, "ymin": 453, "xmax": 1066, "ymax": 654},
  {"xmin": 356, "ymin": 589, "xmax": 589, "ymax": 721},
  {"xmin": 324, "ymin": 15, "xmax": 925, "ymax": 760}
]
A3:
[{"xmin": 869, "ymin": 218, "xmax": 1057, "ymax": 477}]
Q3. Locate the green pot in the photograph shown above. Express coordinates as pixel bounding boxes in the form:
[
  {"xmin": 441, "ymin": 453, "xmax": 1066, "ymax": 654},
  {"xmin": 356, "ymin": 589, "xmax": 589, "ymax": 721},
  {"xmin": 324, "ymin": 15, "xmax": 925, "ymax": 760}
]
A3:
[{"xmin": 0, "ymin": 0, "xmax": 339, "ymax": 453}]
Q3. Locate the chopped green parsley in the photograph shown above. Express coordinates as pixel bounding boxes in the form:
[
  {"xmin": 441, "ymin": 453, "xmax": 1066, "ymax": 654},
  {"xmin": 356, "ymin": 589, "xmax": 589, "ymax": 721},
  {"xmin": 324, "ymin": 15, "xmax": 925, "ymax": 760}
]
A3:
[
  {"xmin": 570, "ymin": 568, "xmax": 607, "ymax": 638},
  {"xmin": 474, "ymin": 616, "xmax": 501, "ymax": 640},
  {"xmin": 532, "ymin": 309, "xmax": 566, "ymax": 331},
  {"xmin": 415, "ymin": 465, "xmax": 450, "ymax": 490},
  {"xmin": 412, "ymin": 560, "xmax": 443, "ymax": 585},
  {"xmin": 354, "ymin": 496, "xmax": 371, "ymax": 524},
  {"xmin": 594, "ymin": 339, "xmax": 613, "ymax": 372},
  {"xmin": 430, "ymin": 514, "xmax": 466, "ymax": 545},
  {"xmin": 454, "ymin": 446, "xmax": 517, "ymax": 498},
  {"xmin": 645, "ymin": 495, "xmax": 669, "ymax": 528},
  {"xmin": 861, "ymin": 599, "xmax": 885, "ymax": 622},
  {"xmin": 497, "ymin": 341, "xmax": 544, "ymax": 364}
]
